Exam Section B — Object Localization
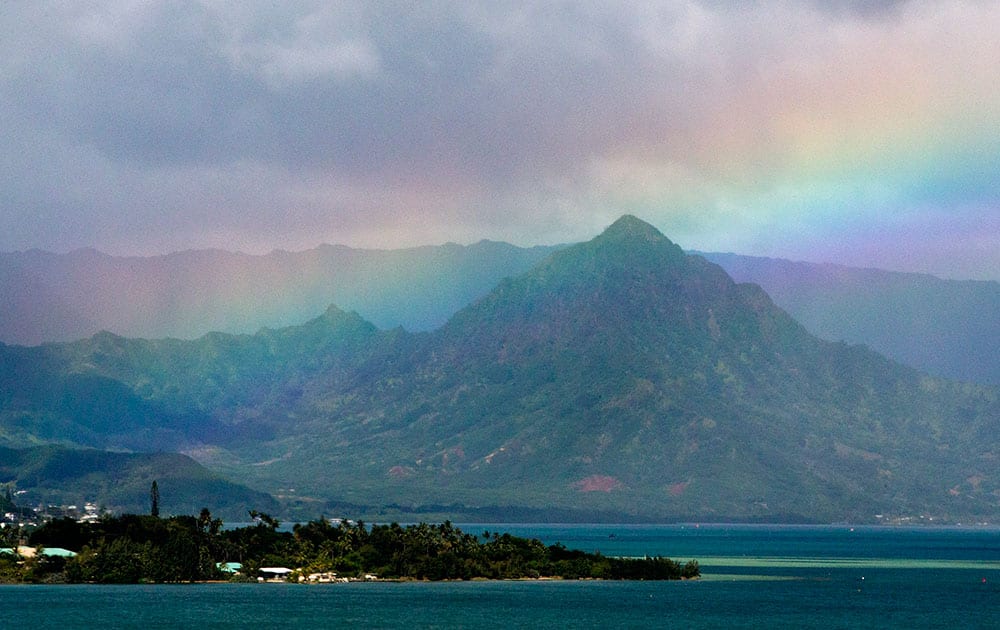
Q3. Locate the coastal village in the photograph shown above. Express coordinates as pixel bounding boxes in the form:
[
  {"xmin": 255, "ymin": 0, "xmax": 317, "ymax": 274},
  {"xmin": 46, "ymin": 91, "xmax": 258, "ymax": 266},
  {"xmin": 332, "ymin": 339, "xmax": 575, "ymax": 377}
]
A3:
[{"xmin": 1, "ymin": 490, "xmax": 101, "ymax": 567}]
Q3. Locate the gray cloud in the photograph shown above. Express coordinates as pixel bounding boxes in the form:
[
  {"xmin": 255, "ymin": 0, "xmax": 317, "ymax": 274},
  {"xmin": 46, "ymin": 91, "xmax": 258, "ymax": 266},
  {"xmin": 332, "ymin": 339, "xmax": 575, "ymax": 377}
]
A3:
[
  {"xmin": 4, "ymin": 3, "xmax": 704, "ymax": 176},
  {"xmin": 1, "ymin": 1, "xmax": 997, "ymax": 280}
]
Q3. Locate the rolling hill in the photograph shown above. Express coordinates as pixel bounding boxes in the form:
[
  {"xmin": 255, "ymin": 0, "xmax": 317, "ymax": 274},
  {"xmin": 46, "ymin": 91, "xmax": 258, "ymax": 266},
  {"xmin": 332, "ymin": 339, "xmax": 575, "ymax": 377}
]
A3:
[{"xmin": 0, "ymin": 445, "xmax": 278, "ymax": 520}]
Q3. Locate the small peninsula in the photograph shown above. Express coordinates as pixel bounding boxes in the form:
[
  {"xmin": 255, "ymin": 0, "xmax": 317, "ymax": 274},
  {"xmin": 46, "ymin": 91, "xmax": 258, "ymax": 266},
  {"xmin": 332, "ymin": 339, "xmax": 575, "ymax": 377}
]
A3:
[{"xmin": 3, "ymin": 511, "xmax": 699, "ymax": 584}]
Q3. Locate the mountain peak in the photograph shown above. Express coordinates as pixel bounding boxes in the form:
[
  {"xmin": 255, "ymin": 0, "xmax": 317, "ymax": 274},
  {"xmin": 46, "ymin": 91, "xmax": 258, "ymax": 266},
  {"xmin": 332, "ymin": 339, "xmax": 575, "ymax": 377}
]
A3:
[
  {"xmin": 582, "ymin": 215, "xmax": 685, "ymax": 265},
  {"xmin": 600, "ymin": 215, "xmax": 668, "ymax": 243}
]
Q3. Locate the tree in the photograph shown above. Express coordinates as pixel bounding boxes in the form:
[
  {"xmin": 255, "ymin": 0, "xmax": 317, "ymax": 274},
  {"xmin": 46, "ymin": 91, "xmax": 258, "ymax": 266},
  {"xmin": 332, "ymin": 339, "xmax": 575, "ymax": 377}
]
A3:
[
  {"xmin": 0, "ymin": 484, "xmax": 14, "ymax": 512},
  {"xmin": 1, "ymin": 522, "xmax": 21, "ymax": 556},
  {"xmin": 248, "ymin": 510, "xmax": 279, "ymax": 530},
  {"xmin": 150, "ymin": 481, "xmax": 160, "ymax": 518},
  {"xmin": 198, "ymin": 508, "xmax": 222, "ymax": 536}
]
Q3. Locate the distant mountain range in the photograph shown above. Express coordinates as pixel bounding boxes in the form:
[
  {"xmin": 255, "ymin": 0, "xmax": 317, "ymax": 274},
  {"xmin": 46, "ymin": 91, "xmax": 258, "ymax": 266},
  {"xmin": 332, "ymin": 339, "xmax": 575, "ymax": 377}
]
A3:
[
  {"xmin": 0, "ymin": 241, "xmax": 559, "ymax": 343},
  {"xmin": 1, "ymin": 216, "xmax": 996, "ymax": 523},
  {"xmin": 2, "ymin": 233, "xmax": 997, "ymax": 387},
  {"xmin": 698, "ymin": 253, "xmax": 1000, "ymax": 386}
]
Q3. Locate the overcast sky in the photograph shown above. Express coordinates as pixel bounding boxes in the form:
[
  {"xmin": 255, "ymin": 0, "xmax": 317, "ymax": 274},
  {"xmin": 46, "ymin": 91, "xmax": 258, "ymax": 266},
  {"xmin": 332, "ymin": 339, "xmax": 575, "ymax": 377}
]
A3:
[{"xmin": 2, "ymin": 1, "xmax": 998, "ymax": 279}]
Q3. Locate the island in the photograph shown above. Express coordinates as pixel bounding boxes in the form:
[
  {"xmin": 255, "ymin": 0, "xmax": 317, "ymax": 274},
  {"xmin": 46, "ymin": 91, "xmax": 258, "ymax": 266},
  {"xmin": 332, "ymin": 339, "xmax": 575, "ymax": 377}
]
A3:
[{"xmin": 2, "ymin": 510, "xmax": 699, "ymax": 584}]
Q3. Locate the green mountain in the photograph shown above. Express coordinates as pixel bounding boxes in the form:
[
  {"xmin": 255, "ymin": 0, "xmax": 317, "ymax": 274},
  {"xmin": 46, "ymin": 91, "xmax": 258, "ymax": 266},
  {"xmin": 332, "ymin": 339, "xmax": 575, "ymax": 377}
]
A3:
[
  {"xmin": 0, "ymin": 445, "xmax": 278, "ymax": 520},
  {"xmin": 248, "ymin": 215, "xmax": 994, "ymax": 522},
  {"xmin": 1, "ymin": 216, "xmax": 997, "ymax": 523}
]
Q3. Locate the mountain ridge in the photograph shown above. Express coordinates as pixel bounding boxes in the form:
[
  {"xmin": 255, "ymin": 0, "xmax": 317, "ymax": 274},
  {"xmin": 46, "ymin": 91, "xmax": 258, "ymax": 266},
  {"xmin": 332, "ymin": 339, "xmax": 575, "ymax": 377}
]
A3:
[{"xmin": 3, "ymin": 225, "xmax": 996, "ymax": 387}]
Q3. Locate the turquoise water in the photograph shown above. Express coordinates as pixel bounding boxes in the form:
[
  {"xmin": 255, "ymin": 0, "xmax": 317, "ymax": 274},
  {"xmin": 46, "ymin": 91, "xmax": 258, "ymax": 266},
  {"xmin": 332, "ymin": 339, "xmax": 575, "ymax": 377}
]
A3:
[{"xmin": 3, "ymin": 525, "xmax": 999, "ymax": 628}]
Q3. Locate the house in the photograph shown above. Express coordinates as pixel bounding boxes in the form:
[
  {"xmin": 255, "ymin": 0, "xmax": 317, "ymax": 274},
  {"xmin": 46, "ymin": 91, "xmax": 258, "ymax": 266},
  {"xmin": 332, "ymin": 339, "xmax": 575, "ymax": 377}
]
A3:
[{"xmin": 0, "ymin": 546, "xmax": 77, "ymax": 558}]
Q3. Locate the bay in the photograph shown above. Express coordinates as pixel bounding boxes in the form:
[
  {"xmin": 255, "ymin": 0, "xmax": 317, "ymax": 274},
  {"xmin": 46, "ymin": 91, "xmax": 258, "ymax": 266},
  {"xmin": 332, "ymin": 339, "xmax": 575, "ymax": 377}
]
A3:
[{"xmin": 2, "ymin": 524, "xmax": 998, "ymax": 629}]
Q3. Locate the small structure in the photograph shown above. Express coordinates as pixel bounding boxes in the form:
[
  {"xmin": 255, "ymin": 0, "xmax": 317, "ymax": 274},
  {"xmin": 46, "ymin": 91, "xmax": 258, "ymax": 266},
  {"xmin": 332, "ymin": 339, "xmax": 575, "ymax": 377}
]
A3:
[
  {"xmin": 302, "ymin": 571, "xmax": 344, "ymax": 583},
  {"xmin": 78, "ymin": 503, "xmax": 102, "ymax": 524},
  {"xmin": 258, "ymin": 567, "xmax": 293, "ymax": 582},
  {"xmin": 0, "ymin": 546, "xmax": 77, "ymax": 558},
  {"xmin": 216, "ymin": 561, "xmax": 242, "ymax": 575}
]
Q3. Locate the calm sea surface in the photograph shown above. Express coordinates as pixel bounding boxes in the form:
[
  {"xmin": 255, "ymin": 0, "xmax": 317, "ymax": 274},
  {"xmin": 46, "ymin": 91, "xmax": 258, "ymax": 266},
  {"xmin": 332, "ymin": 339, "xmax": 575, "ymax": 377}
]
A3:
[{"xmin": 3, "ymin": 524, "xmax": 998, "ymax": 629}]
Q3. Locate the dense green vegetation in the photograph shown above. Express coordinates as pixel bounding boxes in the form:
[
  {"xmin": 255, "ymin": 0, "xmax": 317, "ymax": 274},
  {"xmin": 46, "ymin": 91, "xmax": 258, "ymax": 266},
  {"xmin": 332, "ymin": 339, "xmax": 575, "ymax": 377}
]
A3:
[{"xmin": 9, "ymin": 512, "xmax": 698, "ymax": 584}]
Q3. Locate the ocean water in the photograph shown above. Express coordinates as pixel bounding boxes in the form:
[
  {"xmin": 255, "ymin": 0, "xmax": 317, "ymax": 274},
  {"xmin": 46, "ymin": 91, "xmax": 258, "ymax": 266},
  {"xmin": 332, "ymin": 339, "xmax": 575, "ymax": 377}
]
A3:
[{"xmin": 2, "ymin": 524, "xmax": 998, "ymax": 629}]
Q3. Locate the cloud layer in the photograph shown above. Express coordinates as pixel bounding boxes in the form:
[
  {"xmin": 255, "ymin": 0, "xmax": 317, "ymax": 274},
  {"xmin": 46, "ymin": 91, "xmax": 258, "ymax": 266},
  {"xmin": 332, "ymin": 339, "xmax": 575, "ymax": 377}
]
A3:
[{"xmin": 2, "ymin": 1, "xmax": 998, "ymax": 279}]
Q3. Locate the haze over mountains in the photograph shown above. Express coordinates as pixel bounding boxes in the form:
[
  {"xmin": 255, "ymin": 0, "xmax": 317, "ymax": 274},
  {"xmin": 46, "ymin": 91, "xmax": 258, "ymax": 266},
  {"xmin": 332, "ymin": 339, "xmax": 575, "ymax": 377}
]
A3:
[
  {"xmin": 1, "ymin": 216, "xmax": 997, "ymax": 522},
  {"xmin": 0, "ymin": 241, "xmax": 559, "ymax": 344},
  {"xmin": 699, "ymin": 253, "xmax": 1000, "ymax": 387},
  {"xmin": 2, "ymin": 231, "xmax": 997, "ymax": 387}
]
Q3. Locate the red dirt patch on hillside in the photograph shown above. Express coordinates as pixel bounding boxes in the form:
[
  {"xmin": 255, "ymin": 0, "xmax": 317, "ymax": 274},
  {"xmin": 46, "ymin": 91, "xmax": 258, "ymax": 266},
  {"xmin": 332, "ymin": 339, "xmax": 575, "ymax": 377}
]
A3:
[
  {"xmin": 667, "ymin": 481, "xmax": 690, "ymax": 497},
  {"xmin": 387, "ymin": 465, "xmax": 414, "ymax": 479},
  {"xmin": 573, "ymin": 475, "xmax": 623, "ymax": 492}
]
